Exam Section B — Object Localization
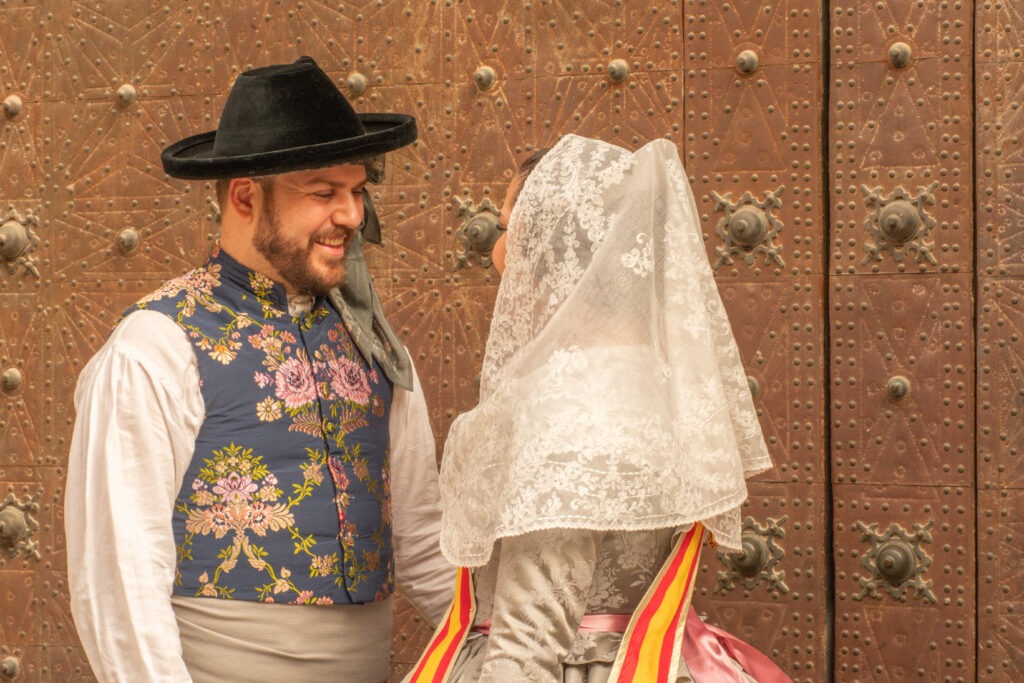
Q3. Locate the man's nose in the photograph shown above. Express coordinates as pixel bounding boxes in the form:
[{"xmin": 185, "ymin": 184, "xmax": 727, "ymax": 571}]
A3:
[{"xmin": 331, "ymin": 194, "xmax": 364, "ymax": 229}]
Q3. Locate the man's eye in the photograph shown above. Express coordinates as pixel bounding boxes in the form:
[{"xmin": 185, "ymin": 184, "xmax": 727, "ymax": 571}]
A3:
[{"xmin": 313, "ymin": 191, "xmax": 333, "ymax": 199}]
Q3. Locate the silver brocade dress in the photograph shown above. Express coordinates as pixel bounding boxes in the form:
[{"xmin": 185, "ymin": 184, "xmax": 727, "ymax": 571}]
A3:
[{"xmin": 443, "ymin": 528, "xmax": 757, "ymax": 683}]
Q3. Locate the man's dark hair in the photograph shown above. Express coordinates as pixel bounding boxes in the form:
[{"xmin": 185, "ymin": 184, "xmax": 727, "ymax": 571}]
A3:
[{"xmin": 214, "ymin": 176, "xmax": 274, "ymax": 217}]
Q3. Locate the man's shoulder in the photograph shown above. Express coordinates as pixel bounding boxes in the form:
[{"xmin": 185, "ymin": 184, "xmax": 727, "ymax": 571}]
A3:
[
  {"xmin": 105, "ymin": 310, "xmax": 190, "ymax": 359},
  {"xmin": 129, "ymin": 263, "xmax": 220, "ymax": 314},
  {"xmin": 77, "ymin": 309, "xmax": 193, "ymax": 397}
]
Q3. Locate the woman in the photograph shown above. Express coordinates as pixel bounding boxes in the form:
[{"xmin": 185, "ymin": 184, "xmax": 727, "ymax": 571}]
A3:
[{"xmin": 410, "ymin": 136, "xmax": 790, "ymax": 682}]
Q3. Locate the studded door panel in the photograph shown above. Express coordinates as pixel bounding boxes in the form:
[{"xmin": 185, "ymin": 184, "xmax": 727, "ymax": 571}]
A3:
[
  {"xmin": 0, "ymin": 2, "xmax": 1011, "ymax": 682},
  {"xmin": 976, "ymin": 1, "xmax": 1024, "ymax": 680},
  {"xmin": 829, "ymin": 1, "xmax": 976, "ymax": 681}
]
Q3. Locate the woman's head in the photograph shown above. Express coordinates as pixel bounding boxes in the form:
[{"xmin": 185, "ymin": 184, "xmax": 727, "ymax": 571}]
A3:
[
  {"xmin": 493, "ymin": 147, "xmax": 550, "ymax": 274},
  {"xmin": 441, "ymin": 135, "xmax": 770, "ymax": 566}
]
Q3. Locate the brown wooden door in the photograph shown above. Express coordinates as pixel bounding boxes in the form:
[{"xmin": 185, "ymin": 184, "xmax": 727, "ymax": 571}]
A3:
[{"xmin": 0, "ymin": 2, "xmax": 1019, "ymax": 681}]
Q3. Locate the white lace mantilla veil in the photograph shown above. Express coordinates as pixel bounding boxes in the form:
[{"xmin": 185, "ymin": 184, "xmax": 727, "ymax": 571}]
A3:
[{"xmin": 439, "ymin": 134, "xmax": 772, "ymax": 567}]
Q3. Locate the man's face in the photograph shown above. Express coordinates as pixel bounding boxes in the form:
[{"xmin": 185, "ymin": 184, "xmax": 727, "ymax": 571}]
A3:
[{"xmin": 252, "ymin": 164, "xmax": 368, "ymax": 296}]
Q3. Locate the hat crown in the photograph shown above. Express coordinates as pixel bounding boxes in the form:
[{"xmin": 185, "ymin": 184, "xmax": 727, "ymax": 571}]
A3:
[
  {"xmin": 160, "ymin": 56, "xmax": 416, "ymax": 179},
  {"xmin": 213, "ymin": 57, "xmax": 365, "ymax": 158}
]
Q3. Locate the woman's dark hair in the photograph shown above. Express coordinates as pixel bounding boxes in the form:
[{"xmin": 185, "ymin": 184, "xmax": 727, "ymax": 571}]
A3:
[
  {"xmin": 518, "ymin": 147, "xmax": 550, "ymax": 177},
  {"xmin": 511, "ymin": 147, "xmax": 551, "ymax": 204}
]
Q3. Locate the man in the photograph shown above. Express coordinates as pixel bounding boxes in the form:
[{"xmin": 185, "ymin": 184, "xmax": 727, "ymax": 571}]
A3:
[{"xmin": 65, "ymin": 56, "xmax": 452, "ymax": 682}]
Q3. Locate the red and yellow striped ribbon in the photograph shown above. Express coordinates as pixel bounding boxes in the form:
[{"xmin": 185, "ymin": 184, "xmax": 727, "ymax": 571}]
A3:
[
  {"xmin": 409, "ymin": 523, "xmax": 705, "ymax": 682},
  {"xmin": 608, "ymin": 522, "xmax": 706, "ymax": 682},
  {"xmin": 406, "ymin": 566, "xmax": 476, "ymax": 683}
]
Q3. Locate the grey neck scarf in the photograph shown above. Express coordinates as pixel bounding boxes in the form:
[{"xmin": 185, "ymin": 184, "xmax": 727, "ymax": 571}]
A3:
[{"xmin": 328, "ymin": 231, "xmax": 413, "ymax": 391}]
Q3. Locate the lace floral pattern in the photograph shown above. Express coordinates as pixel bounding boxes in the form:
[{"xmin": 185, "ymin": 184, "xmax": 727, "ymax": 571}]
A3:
[
  {"xmin": 620, "ymin": 233, "xmax": 653, "ymax": 277},
  {"xmin": 440, "ymin": 136, "xmax": 772, "ymax": 567}
]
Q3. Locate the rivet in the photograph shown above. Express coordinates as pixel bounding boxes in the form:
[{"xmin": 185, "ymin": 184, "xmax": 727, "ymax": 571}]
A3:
[
  {"xmin": 876, "ymin": 541, "xmax": 916, "ymax": 585},
  {"xmin": 116, "ymin": 84, "xmax": 137, "ymax": 107},
  {"xmin": 735, "ymin": 534, "xmax": 770, "ymax": 576},
  {"xmin": 0, "ymin": 507, "xmax": 28, "ymax": 547},
  {"xmin": 2, "ymin": 367, "xmax": 22, "ymax": 392},
  {"xmin": 454, "ymin": 198, "xmax": 503, "ymax": 269},
  {"xmin": 878, "ymin": 200, "xmax": 921, "ymax": 244},
  {"xmin": 747, "ymin": 375, "xmax": 760, "ymax": 399},
  {"xmin": 736, "ymin": 49, "xmax": 760, "ymax": 74},
  {"xmin": 473, "ymin": 66, "xmax": 497, "ymax": 91},
  {"xmin": 2, "ymin": 94, "xmax": 22, "ymax": 118},
  {"xmin": 728, "ymin": 207, "xmax": 769, "ymax": 247},
  {"xmin": 117, "ymin": 228, "xmax": 140, "ymax": 253},
  {"xmin": 888, "ymin": 42, "xmax": 912, "ymax": 68},
  {"xmin": 607, "ymin": 58, "xmax": 630, "ymax": 83},
  {"xmin": 0, "ymin": 655, "xmax": 21, "ymax": 678},
  {"xmin": 347, "ymin": 72, "xmax": 368, "ymax": 96},
  {"xmin": 887, "ymin": 376, "xmax": 911, "ymax": 400},
  {"xmin": 0, "ymin": 221, "xmax": 30, "ymax": 260}
]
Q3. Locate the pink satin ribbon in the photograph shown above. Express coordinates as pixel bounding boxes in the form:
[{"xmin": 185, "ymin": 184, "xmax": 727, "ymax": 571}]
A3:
[
  {"xmin": 474, "ymin": 611, "xmax": 791, "ymax": 682},
  {"xmin": 681, "ymin": 610, "xmax": 793, "ymax": 683},
  {"xmin": 473, "ymin": 613, "xmax": 631, "ymax": 636}
]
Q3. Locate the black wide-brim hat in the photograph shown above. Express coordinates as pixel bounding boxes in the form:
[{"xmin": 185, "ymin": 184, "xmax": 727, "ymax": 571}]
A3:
[{"xmin": 161, "ymin": 56, "xmax": 416, "ymax": 180}]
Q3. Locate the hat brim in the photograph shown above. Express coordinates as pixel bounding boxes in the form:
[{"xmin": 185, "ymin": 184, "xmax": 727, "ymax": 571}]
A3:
[{"xmin": 161, "ymin": 113, "xmax": 416, "ymax": 180}]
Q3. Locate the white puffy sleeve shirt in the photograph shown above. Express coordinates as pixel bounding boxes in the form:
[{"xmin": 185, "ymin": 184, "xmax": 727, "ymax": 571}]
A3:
[{"xmin": 65, "ymin": 309, "xmax": 453, "ymax": 683}]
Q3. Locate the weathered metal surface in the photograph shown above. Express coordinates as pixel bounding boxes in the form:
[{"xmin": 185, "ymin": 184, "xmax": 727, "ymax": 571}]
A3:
[
  {"xmin": 830, "ymin": 1, "xmax": 973, "ymax": 277},
  {"xmin": 685, "ymin": 1, "xmax": 826, "ymax": 678},
  {"xmin": 702, "ymin": 280, "xmax": 827, "ymax": 682},
  {"xmin": 829, "ymin": 2, "xmax": 977, "ymax": 682},
  {"xmin": 716, "ymin": 280, "xmax": 827, "ymax": 486},
  {"xmin": 831, "ymin": 275, "xmax": 974, "ymax": 488},
  {"xmin": 833, "ymin": 483, "xmax": 975, "ymax": 681},
  {"xmin": 696, "ymin": 479, "xmax": 828, "ymax": 683},
  {"xmin": 977, "ymin": 2, "xmax": 1024, "ymax": 679}
]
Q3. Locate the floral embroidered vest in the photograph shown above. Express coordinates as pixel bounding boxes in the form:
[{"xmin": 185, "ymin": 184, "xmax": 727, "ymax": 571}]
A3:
[{"xmin": 126, "ymin": 247, "xmax": 394, "ymax": 605}]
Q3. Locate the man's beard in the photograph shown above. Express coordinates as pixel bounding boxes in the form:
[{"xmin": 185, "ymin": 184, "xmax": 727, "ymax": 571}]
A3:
[{"xmin": 253, "ymin": 195, "xmax": 349, "ymax": 296}]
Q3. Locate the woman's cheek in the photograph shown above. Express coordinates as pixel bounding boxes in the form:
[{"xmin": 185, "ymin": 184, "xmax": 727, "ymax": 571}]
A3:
[{"xmin": 492, "ymin": 231, "xmax": 508, "ymax": 275}]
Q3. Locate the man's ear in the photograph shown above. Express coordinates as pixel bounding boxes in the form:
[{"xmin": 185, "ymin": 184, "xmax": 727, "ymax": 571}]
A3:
[{"xmin": 226, "ymin": 178, "xmax": 260, "ymax": 221}]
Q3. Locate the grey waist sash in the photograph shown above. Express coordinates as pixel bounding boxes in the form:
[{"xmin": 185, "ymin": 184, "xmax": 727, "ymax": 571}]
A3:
[{"xmin": 172, "ymin": 595, "xmax": 393, "ymax": 683}]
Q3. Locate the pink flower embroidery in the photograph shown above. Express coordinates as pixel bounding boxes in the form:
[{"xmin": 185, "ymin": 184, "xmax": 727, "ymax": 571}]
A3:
[
  {"xmin": 186, "ymin": 504, "xmax": 232, "ymax": 539},
  {"xmin": 258, "ymin": 484, "xmax": 280, "ymax": 502},
  {"xmin": 213, "ymin": 473, "xmax": 258, "ymax": 503},
  {"xmin": 304, "ymin": 462, "xmax": 325, "ymax": 485},
  {"xmin": 275, "ymin": 358, "xmax": 317, "ymax": 408},
  {"xmin": 328, "ymin": 357, "xmax": 371, "ymax": 406},
  {"xmin": 341, "ymin": 522, "xmax": 357, "ymax": 548},
  {"xmin": 311, "ymin": 554, "xmax": 337, "ymax": 577},
  {"xmin": 329, "ymin": 459, "xmax": 350, "ymax": 490},
  {"xmin": 194, "ymin": 490, "xmax": 215, "ymax": 507},
  {"xmin": 247, "ymin": 501, "xmax": 271, "ymax": 536}
]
